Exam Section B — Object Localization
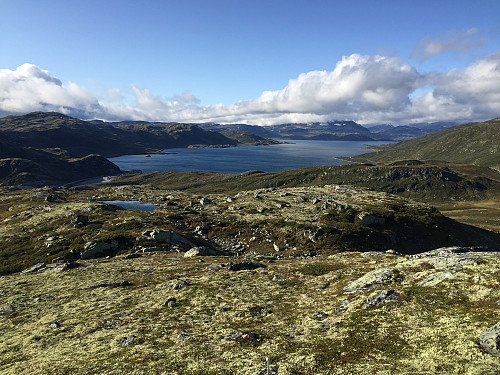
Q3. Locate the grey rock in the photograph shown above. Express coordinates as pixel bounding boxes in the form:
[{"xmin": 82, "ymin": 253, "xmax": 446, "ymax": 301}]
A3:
[
  {"xmin": 227, "ymin": 262, "xmax": 266, "ymax": 271},
  {"xmin": 480, "ymin": 322, "xmax": 500, "ymax": 356},
  {"xmin": 70, "ymin": 214, "xmax": 89, "ymax": 228},
  {"xmin": 254, "ymin": 365, "xmax": 279, "ymax": 375},
  {"xmin": 81, "ymin": 240, "xmax": 119, "ymax": 260},
  {"xmin": 48, "ymin": 320, "xmax": 61, "ymax": 329},
  {"xmin": 311, "ymin": 311, "xmax": 328, "ymax": 321},
  {"xmin": 142, "ymin": 229, "xmax": 194, "ymax": 247},
  {"xmin": 206, "ymin": 264, "xmax": 223, "ymax": 271},
  {"xmin": 199, "ymin": 197, "xmax": 212, "ymax": 206},
  {"xmin": 362, "ymin": 289, "xmax": 399, "ymax": 309},
  {"xmin": 361, "ymin": 251, "xmax": 386, "ymax": 258},
  {"xmin": 119, "ymin": 335, "xmax": 136, "ymax": 347},
  {"xmin": 22, "ymin": 263, "xmax": 46, "ymax": 274},
  {"xmin": 344, "ymin": 267, "xmax": 402, "ymax": 293},
  {"xmin": 228, "ymin": 204, "xmax": 242, "ymax": 211},
  {"xmin": 53, "ymin": 262, "xmax": 84, "ymax": 273},
  {"xmin": 169, "ymin": 279, "xmax": 189, "ymax": 290},
  {"xmin": 86, "ymin": 280, "xmax": 131, "ymax": 289},
  {"xmin": 273, "ymin": 244, "xmax": 284, "ymax": 252},
  {"xmin": 225, "ymin": 330, "xmax": 260, "ymax": 343},
  {"xmin": 177, "ymin": 333, "xmax": 193, "ymax": 340},
  {"xmin": 272, "ymin": 274, "xmax": 286, "ymax": 281},
  {"xmin": 184, "ymin": 246, "xmax": 217, "ymax": 257},
  {"xmin": 0, "ymin": 303, "xmax": 14, "ymax": 315}
]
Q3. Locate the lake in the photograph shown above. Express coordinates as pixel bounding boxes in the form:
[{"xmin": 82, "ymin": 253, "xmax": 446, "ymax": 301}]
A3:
[{"xmin": 109, "ymin": 140, "xmax": 389, "ymax": 173}]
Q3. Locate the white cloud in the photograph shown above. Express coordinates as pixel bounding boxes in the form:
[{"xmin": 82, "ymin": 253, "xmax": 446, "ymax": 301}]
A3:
[
  {"xmin": 411, "ymin": 28, "xmax": 484, "ymax": 60},
  {"xmin": 1, "ymin": 52, "xmax": 499, "ymax": 125}
]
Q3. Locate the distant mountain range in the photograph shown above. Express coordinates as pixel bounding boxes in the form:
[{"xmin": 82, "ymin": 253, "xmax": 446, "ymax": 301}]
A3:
[
  {"xmin": 349, "ymin": 117, "xmax": 500, "ymax": 170},
  {"xmin": 198, "ymin": 120, "xmax": 458, "ymax": 141}
]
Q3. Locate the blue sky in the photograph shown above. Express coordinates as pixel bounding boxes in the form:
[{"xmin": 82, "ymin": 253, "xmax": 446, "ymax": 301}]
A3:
[{"xmin": 1, "ymin": 0, "xmax": 500, "ymax": 124}]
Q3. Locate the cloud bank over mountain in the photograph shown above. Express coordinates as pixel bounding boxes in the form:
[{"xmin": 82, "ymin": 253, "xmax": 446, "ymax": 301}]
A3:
[{"xmin": 1, "ymin": 52, "xmax": 499, "ymax": 125}]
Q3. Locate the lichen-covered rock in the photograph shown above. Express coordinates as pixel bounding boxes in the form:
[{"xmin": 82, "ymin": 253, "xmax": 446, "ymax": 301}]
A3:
[
  {"xmin": 184, "ymin": 246, "xmax": 217, "ymax": 257},
  {"xmin": 53, "ymin": 262, "xmax": 84, "ymax": 273},
  {"xmin": 142, "ymin": 229, "xmax": 194, "ymax": 247},
  {"xmin": 169, "ymin": 279, "xmax": 189, "ymax": 290},
  {"xmin": 344, "ymin": 267, "xmax": 402, "ymax": 293},
  {"xmin": 362, "ymin": 289, "xmax": 399, "ymax": 309},
  {"xmin": 22, "ymin": 262, "xmax": 46, "ymax": 274},
  {"xmin": 480, "ymin": 322, "xmax": 500, "ymax": 356},
  {"xmin": 0, "ymin": 303, "xmax": 14, "ymax": 315}
]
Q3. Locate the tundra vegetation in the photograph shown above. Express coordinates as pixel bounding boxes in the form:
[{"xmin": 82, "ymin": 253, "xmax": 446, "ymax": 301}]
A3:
[{"xmin": 1, "ymin": 114, "xmax": 500, "ymax": 374}]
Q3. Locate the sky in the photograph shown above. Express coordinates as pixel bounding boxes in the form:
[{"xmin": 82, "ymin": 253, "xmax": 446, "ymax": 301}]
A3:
[{"xmin": 1, "ymin": 0, "xmax": 500, "ymax": 125}]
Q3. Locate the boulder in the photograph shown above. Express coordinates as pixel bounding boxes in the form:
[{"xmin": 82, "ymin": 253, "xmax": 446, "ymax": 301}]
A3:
[
  {"xmin": 480, "ymin": 322, "xmax": 500, "ymax": 356},
  {"xmin": 142, "ymin": 229, "xmax": 194, "ymax": 247},
  {"xmin": 225, "ymin": 330, "xmax": 260, "ymax": 343},
  {"xmin": 81, "ymin": 240, "xmax": 119, "ymax": 259},
  {"xmin": 184, "ymin": 246, "xmax": 217, "ymax": 257},
  {"xmin": 344, "ymin": 267, "xmax": 402, "ymax": 293},
  {"xmin": 22, "ymin": 262, "xmax": 46, "ymax": 274},
  {"xmin": 169, "ymin": 279, "xmax": 189, "ymax": 290}
]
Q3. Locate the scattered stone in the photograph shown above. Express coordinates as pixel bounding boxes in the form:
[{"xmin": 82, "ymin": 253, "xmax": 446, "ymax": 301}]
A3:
[
  {"xmin": 0, "ymin": 303, "xmax": 14, "ymax": 315},
  {"xmin": 272, "ymin": 274, "xmax": 286, "ymax": 281},
  {"xmin": 70, "ymin": 214, "xmax": 89, "ymax": 228},
  {"xmin": 225, "ymin": 330, "xmax": 260, "ymax": 343},
  {"xmin": 164, "ymin": 297, "xmax": 177, "ymax": 307},
  {"xmin": 199, "ymin": 197, "xmax": 212, "ymax": 206},
  {"xmin": 344, "ymin": 267, "xmax": 402, "ymax": 293},
  {"xmin": 362, "ymin": 289, "xmax": 399, "ymax": 309},
  {"xmin": 22, "ymin": 263, "xmax": 46, "ymax": 274},
  {"xmin": 139, "ymin": 246, "xmax": 170, "ymax": 253},
  {"xmin": 275, "ymin": 203, "xmax": 287, "ymax": 209},
  {"xmin": 358, "ymin": 213, "xmax": 386, "ymax": 226},
  {"xmin": 194, "ymin": 225, "xmax": 210, "ymax": 235},
  {"xmin": 311, "ymin": 311, "xmax": 328, "ymax": 321},
  {"xmin": 48, "ymin": 320, "xmax": 61, "ymax": 329},
  {"xmin": 119, "ymin": 335, "xmax": 136, "ymax": 347},
  {"xmin": 480, "ymin": 322, "xmax": 500, "ymax": 356},
  {"xmin": 335, "ymin": 299, "xmax": 350, "ymax": 314},
  {"xmin": 86, "ymin": 280, "xmax": 131, "ymax": 289},
  {"xmin": 177, "ymin": 333, "xmax": 193, "ymax": 340},
  {"xmin": 273, "ymin": 244, "xmax": 284, "ymax": 252},
  {"xmin": 169, "ymin": 279, "xmax": 189, "ymax": 290},
  {"xmin": 228, "ymin": 204, "xmax": 242, "ymax": 211},
  {"xmin": 206, "ymin": 264, "xmax": 223, "ymax": 271},
  {"xmin": 184, "ymin": 246, "xmax": 217, "ymax": 257},
  {"xmin": 249, "ymin": 236, "xmax": 259, "ymax": 242},
  {"xmin": 53, "ymin": 262, "xmax": 85, "ymax": 273},
  {"xmin": 227, "ymin": 262, "xmax": 266, "ymax": 271},
  {"xmin": 254, "ymin": 365, "xmax": 279, "ymax": 375}
]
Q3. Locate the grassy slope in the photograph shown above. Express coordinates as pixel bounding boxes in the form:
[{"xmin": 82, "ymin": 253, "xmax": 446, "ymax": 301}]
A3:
[{"xmin": 349, "ymin": 118, "xmax": 500, "ymax": 170}]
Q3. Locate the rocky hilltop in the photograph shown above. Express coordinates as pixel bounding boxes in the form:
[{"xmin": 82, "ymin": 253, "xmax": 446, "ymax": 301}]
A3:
[{"xmin": 0, "ymin": 180, "xmax": 499, "ymax": 374}]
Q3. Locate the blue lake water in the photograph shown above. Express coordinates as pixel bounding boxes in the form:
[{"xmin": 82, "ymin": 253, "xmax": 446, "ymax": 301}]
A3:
[{"xmin": 109, "ymin": 140, "xmax": 389, "ymax": 174}]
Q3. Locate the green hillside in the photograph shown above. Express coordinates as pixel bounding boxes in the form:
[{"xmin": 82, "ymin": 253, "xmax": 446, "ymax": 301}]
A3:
[{"xmin": 350, "ymin": 117, "xmax": 500, "ymax": 169}]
